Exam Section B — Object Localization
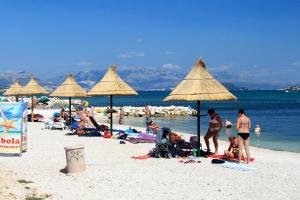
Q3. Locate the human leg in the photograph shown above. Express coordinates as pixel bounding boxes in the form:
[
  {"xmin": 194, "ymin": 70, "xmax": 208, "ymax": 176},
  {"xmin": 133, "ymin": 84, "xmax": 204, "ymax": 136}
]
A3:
[
  {"xmin": 244, "ymin": 137, "xmax": 251, "ymax": 164},
  {"xmin": 212, "ymin": 131, "xmax": 219, "ymax": 154},
  {"xmin": 237, "ymin": 135, "xmax": 244, "ymax": 163},
  {"xmin": 204, "ymin": 130, "xmax": 213, "ymax": 152}
]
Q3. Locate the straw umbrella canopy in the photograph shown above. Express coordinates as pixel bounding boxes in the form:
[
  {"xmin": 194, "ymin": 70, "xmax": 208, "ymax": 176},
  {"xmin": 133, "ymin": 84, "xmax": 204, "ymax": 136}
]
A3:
[
  {"xmin": 88, "ymin": 65, "xmax": 138, "ymax": 133},
  {"xmin": 164, "ymin": 59, "xmax": 237, "ymax": 156},
  {"xmin": 50, "ymin": 74, "xmax": 87, "ymax": 124},
  {"xmin": 3, "ymin": 81, "xmax": 23, "ymax": 102},
  {"xmin": 20, "ymin": 76, "xmax": 49, "ymax": 122}
]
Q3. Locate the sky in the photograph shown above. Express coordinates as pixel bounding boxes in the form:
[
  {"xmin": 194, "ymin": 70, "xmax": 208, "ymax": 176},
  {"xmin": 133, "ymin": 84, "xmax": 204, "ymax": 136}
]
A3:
[{"xmin": 0, "ymin": 0, "xmax": 299, "ymax": 84}]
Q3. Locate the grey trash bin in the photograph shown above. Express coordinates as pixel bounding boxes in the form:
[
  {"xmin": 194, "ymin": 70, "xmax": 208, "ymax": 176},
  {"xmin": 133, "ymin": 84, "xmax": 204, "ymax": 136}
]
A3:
[{"xmin": 64, "ymin": 144, "xmax": 86, "ymax": 173}]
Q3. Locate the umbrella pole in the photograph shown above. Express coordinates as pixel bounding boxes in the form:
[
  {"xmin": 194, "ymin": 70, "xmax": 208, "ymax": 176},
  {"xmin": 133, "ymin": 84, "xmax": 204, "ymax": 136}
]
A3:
[
  {"xmin": 110, "ymin": 95, "xmax": 113, "ymax": 134},
  {"xmin": 196, "ymin": 100, "xmax": 201, "ymax": 157},
  {"xmin": 31, "ymin": 95, "xmax": 34, "ymax": 122},
  {"xmin": 69, "ymin": 97, "xmax": 72, "ymax": 125},
  {"xmin": 16, "ymin": 95, "xmax": 19, "ymax": 102}
]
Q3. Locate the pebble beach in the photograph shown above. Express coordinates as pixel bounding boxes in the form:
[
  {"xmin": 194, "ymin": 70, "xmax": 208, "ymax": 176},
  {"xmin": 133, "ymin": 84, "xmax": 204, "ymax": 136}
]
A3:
[{"xmin": 1, "ymin": 122, "xmax": 300, "ymax": 200}]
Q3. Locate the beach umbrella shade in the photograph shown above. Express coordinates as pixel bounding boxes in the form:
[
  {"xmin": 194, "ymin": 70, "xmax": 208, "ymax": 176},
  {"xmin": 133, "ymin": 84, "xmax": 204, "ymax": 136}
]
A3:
[
  {"xmin": 164, "ymin": 59, "xmax": 237, "ymax": 156},
  {"xmin": 88, "ymin": 65, "xmax": 138, "ymax": 133},
  {"xmin": 50, "ymin": 74, "xmax": 87, "ymax": 124},
  {"xmin": 3, "ymin": 81, "xmax": 23, "ymax": 102},
  {"xmin": 38, "ymin": 97, "xmax": 50, "ymax": 103},
  {"xmin": 19, "ymin": 76, "xmax": 49, "ymax": 122}
]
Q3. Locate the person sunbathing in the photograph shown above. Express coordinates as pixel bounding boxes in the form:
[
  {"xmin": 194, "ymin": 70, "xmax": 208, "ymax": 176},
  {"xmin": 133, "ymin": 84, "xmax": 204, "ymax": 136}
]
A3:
[
  {"xmin": 146, "ymin": 121, "xmax": 160, "ymax": 134},
  {"xmin": 224, "ymin": 136, "xmax": 245, "ymax": 159}
]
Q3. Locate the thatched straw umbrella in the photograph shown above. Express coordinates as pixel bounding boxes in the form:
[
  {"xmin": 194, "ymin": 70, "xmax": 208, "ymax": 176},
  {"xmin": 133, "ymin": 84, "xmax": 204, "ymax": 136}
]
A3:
[
  {"xmin": 88, "ymin": 65, "xmax": 138, "ymax": 133},
  {"xmin": 164, "ymin": 59, "xmax": 237, "ymax": 156},
  {"xmin": 4, "ymin": 81, "xmax": 23, "ymax": 102},
  {"xmin": 50, "ymin": 74, "xmax": 87, "ymax": 124},
  {"xmin": 20, "ymin": 76, "xmax": 49, "ymax": 122}
]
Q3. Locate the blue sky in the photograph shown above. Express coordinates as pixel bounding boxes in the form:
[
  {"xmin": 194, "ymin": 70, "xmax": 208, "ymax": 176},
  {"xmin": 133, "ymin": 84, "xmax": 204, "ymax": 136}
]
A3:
[{"xmin": 0, "ymin": 0, "xmax": 299, "ymax": 83}]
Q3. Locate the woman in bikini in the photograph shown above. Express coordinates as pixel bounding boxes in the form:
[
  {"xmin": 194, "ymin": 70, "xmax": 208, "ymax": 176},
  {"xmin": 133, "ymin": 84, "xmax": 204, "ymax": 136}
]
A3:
[
  {"xmin": 204, "ymin": 109, "xmax": 223, "ymax": 154},
  {"xmin": 235, "ymin": 109, "xmax": 251, "ymax": 164},
  {"xmin": 224, "ymin": 136, "xmax": 245, "ymax": 159}
]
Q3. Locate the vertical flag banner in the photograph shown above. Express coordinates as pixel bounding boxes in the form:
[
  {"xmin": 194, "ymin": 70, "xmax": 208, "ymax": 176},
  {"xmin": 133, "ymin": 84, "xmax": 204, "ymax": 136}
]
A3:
[{"xmin": 0, "ymin": 102, "xmax": 27, "ymax": 155}]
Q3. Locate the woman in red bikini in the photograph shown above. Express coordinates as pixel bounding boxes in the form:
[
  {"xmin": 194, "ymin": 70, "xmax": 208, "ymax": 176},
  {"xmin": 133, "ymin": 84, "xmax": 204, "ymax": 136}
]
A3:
[{"xmin": 235, "ymin": 109, "xmax": 251, "ymax": 164}]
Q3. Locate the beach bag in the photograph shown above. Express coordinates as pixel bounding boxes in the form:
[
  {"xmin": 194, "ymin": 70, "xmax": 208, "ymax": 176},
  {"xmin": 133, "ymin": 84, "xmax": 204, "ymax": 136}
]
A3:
[
  {"xmin": 190, "ymin": 136, "xmax": 199, "ymax": 148},
  {"xmin": 104, "ymin": 131, "xmax": 112, "ymax": 138},
  {"xmin": 118, "ymin": 133, "xmax": 128, "ymax": 140},
  {"xmin": 211, "ymin": 159, "xmax": 225, "ymax": 164}
]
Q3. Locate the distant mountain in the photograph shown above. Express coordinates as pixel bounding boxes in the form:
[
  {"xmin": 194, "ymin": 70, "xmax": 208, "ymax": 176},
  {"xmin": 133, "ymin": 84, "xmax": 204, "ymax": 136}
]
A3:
[
  {"xmin": 1, "ymin": 67, "xmax": 245, "ymax": 91},
  {"xmin": 45, "ymin": 66, "xmax": 186, "ymax": 91},
  {"xmin": 0, "ymin": 71, "xmax": 32, "ymax": 88}
]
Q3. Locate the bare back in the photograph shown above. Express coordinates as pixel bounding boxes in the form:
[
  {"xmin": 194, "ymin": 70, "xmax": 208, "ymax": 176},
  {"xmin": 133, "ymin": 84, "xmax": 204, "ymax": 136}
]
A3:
[{"xmin": 236, "ymin": 115, "xmax": 251, "ymax": 133}]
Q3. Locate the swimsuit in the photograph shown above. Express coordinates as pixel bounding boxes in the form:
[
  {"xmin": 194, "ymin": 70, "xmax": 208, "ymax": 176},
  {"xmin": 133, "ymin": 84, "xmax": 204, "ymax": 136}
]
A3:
[
  {"xmin": 238, "ymin": 133, "xmax": 250, "ymax": 140},
  {"xmin": 209, "ymin": 115, "xmax": 220, "ymax": 132},
  {"xmin": 237, "ymin": 117, "xmax": 250, "ymax": 140}
]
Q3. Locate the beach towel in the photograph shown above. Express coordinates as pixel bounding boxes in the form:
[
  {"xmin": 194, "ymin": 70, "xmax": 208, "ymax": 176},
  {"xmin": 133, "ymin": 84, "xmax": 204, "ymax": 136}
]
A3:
[
  {"xmin": 130, "ymin": 154, "xmax": 151, "ymax": 160},
  {"xmin": 127, "ymin": 137, "xmax": 154, "ymax": 144},
  {"xmin": 209, "ymin": 154, "xmax": 255, "ymax": 162},
  {"xmin": 217, "ymin": 162, "xmax": 256, "ymax": 171}
]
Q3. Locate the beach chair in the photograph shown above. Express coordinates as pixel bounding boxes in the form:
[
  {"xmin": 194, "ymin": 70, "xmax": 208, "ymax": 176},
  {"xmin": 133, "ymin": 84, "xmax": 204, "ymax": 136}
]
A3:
[
  {"xmin": 69, "ymin": 120, "xmax": 103, "ymax": 137},
  {"xmin": 44, "ymin": 120, "xmax": 67, "ymax": 130},
  {"xmin": 89, "ymin": 116, "xmax": 109, "ymax": 132}
]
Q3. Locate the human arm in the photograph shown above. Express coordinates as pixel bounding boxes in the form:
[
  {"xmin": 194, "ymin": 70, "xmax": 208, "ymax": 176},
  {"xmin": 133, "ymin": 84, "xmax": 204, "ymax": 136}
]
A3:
[
  {"xmin": 235, "ymin": 118, "xmax": 240, "ymax": 130},
  {"xmin": 228, "ymin": 143, "xmax": 232, "ymax": 151},
  {"xmin": 248, "ymin": 118, "xmax": 251, "ymax": 130},
  {"xmin": 216, "ymin": 116, "xmax": 223, "ymax": 130}
]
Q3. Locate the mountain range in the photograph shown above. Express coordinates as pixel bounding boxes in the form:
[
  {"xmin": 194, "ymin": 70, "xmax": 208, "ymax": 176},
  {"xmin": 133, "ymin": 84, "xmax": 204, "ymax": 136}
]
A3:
[{"xmin": 0, "ymin": 67, "xmax": 295, "ymax": 91}]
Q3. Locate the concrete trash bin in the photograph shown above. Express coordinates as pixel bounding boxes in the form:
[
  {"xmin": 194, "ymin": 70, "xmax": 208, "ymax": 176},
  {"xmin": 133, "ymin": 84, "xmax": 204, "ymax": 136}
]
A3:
[{"xmin": 64, "ymin": 144, "xmax": 86, "ymax": 173}]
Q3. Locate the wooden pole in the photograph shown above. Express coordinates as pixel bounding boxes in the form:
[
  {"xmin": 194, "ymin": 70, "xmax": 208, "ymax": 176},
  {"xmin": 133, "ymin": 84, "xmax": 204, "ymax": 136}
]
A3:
[
  {"xmin": 110, "ymin": 95, "xmax": 113, "ymax": 134},
  {"xmin": 196, "ymin": 100, "xmax": 201, "ymax": 157},
  {"xmin": 69, "ymin": 97, "xmax": 72, "ymax": 125},
  {"xmin": 31, "ymin": 95, "xmax": 34, "ymax": 122}
]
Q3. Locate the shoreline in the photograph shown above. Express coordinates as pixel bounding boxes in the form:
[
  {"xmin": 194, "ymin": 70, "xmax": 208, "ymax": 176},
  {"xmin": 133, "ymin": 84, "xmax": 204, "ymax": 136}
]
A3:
[
  {"xmin": 0, "ymin": 122, "xmax": 299, "ymax": 199},
  {"xmin": 32, "ymin": 108, "xmax": 300, "ymax": 153},
  {"xmin": 117, "ymin": 118, "xmax": 300, "ymax": 153},
  {"xmin": 110, "ymin": 122, "xmax": 300, "ymax": 155}
]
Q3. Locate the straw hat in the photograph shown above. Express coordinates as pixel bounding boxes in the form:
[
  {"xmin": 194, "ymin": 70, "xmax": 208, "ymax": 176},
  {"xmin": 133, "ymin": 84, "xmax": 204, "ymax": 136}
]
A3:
[
  {"xmin": 164, "ymin": 59, "xmax": 237, "ymax": 101},
  {"xmin": 4, "ymin": 81, "xmax": 23, "ymax": 96},
  {"xmin": 88, "ymin": 65, "xmax": 138, "ymax": 96},
  {"xmin": 50, "ymin": 74, "xmax": 87, "ymax": 97},
  {"xmin": 19, "ymin": 76, "xmax": 48, "ymax": 95}
]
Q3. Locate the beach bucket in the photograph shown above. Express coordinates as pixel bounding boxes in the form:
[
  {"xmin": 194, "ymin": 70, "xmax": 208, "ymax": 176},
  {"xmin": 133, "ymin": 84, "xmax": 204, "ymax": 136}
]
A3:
[{"xmin": 64, "ymin": 144, "xmax": 86, "ymax": 173}]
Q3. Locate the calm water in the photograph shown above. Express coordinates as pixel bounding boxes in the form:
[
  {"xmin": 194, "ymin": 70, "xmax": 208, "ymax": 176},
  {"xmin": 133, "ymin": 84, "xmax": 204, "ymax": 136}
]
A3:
[
  {"xmin": 3, "ymin": 90, "xmax": 299, "ymax": 152},
  {"xmin": 83, "ymin": 90, "xmax": 300, "ymax": 152}
]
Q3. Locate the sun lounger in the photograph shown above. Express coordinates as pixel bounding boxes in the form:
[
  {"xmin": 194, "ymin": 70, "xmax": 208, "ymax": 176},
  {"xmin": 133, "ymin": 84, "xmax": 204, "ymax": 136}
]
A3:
[
  {"xmin": 69, "ymin": 120, "xmax": 103, "ymax": 137},
  {"xmin": 44, "ymin": 120, "xmax": 67, "ymax": 130}
]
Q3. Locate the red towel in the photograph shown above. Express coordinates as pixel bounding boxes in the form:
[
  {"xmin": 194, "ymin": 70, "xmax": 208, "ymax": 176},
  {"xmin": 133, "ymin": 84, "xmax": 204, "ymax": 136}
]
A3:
[{"xmin": 130, "ymin": 155, "xmax": 151, "ymax": 160}]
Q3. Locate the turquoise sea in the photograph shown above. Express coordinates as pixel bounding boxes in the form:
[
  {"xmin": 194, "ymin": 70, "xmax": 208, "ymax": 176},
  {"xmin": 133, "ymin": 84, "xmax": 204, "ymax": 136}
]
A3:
[{"xmin": 84, "ymin": 90, "xmax": 300, "ymax": 153}]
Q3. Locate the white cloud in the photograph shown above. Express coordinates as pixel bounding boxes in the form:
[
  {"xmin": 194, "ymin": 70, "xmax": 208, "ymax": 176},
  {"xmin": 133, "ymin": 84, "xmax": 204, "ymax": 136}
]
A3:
[
  {"xmin": 77, "ymin": 61, "xmax": 92, "ymax": 67},
  {"xmin": 209, "ymin": 65, "xmax": 231, "ymax": 72},
  {"xmin": 118, "ymin": 52, "xmax": 145, "ymax": 58},
  {"xmin": 162, "ymin": 63, "xmax": 180, "ymax": 69},
  {"xmin": 165, "ymin": 51, "xmax": 174, "ymax": 55},
  {"xmin": 292, "ymin": 61, "xmax": 300, "ymax": 66}
]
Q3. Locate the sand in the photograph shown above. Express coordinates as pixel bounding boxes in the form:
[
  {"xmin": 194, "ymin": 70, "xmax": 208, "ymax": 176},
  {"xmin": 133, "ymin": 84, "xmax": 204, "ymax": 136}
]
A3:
[{"xmin": 1, "ymin": 122, "xmax": 300, "ymax": 200}]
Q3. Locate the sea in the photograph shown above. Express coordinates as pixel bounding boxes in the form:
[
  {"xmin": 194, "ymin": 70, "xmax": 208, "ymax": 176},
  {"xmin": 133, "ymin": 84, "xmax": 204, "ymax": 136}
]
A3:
[
  {"xmin": 2, "ymin": 90, "xmax": 299, "ymax": 152},
  {"xmin": 83, "ymin": 90, "xmax": 300, "ymax": 153}
]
